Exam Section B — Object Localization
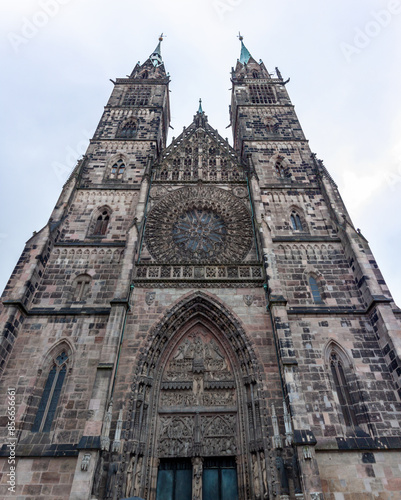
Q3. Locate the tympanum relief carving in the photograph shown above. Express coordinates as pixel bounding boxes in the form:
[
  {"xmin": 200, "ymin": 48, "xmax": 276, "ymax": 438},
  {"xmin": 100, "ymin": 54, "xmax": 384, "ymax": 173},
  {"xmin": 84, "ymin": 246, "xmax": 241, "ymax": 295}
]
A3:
[{"xmin": 157, "ymin": 330, "xmax": 238, "ymax": 458}]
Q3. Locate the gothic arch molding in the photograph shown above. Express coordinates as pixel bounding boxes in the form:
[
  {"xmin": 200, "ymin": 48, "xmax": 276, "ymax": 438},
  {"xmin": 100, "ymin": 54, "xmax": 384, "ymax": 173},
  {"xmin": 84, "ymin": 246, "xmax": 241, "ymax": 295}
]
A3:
[{"xmin": 117, "ymin": 292, "xmax": 274, "ymax": 500}]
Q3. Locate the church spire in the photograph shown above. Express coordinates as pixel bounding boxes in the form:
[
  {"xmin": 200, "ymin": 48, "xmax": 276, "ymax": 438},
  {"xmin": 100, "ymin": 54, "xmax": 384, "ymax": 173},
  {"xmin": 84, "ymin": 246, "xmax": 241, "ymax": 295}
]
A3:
[
  {"xmin": 238, "ymin": 33, "xmax": 252, "ymax": 65},
  {"xmin": 197, "ymin": 98, "xmax": 203, "ymax": 114},
  {"xmin": 150, "ymin": 33, "xmax": 164, "ymax": 67}
]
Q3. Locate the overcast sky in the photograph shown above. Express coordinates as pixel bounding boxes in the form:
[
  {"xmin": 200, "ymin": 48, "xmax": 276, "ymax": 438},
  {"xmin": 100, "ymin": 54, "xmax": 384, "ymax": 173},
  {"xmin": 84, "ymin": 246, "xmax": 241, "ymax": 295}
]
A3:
[{"xmin": 1, "ymin": 0, "xmax": 400, "ymax": 305}]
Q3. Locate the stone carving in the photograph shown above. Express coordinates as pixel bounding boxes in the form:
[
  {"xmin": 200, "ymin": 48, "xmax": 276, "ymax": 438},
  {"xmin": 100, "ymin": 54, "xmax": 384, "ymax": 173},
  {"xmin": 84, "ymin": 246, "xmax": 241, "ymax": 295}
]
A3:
[
  {"xmin": 133, "ymin": 456, "xmax": 143, "ymax": 497},
  {"xmin": 252, "ymin": 453, "xmax": 261, "ymax": 499},
  {"xmin": 243, "ymin": 294, "xmax": 254, "ymax": 306},
  {"xmin": 81, "ymin": 453, "xmax": 91, "ymax": 471},
  {"xmin": 201, "ymin": 415, "xmax": 237, "ymax": 456},
  {"xmin": 233, "ymin": 186, "xmax": 247, "ymax": 198},
  {"xmin": 159, "ymin": 334, "xmax": 235, "ymax": 409},
  {"xmin": 145, "ymin": 186, "xmax": 253, "ymax": 263},
  {"xmin": 105, "ymin": 461, "xmax": 118, "ymax": 499},
  {"xmin": 158, "ymin": 416, "xmax": 194, "ymax": 457},
  {"xmin": 125, "ymin": 457, "xmax": 134, "ymax": 497},
  {"xmin": 150, "ymin": 185, "xmax": 168, "ymax": 199},
  {"xmin": 157, "ymin": 332, "xmax": 238, "ymax": 458},
  {"xmin": 145, "ymin": 291, "xmax": 156, "ymax": 306},
  {"xmin": 101, "ymin": 400, "xmax": 113, "ymax": 451},
  {"xmin": 192, "ymin": 457, "xmax": 203, "ymax": 500}
]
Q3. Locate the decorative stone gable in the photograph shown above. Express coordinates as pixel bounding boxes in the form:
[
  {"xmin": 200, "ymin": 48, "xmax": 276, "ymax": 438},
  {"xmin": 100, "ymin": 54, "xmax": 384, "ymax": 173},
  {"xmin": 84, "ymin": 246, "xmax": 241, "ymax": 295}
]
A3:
[{"xmin": 153, "ymin": 119, "xmax": 245, "ymax": 183}]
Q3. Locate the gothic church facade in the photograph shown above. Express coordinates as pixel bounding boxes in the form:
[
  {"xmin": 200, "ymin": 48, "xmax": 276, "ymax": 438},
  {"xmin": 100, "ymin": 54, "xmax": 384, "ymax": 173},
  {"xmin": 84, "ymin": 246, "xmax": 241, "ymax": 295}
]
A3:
[{"xmin": 1, "ymin": 37, "xmax": 401, "ymax": 500}]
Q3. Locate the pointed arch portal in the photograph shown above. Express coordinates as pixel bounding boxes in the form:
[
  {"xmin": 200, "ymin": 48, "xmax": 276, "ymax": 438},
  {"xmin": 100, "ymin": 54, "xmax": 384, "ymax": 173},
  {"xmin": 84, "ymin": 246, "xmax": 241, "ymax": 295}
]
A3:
[{"xmin": 121, "ymin": 293, "xmax": 272, "ymax": 500}]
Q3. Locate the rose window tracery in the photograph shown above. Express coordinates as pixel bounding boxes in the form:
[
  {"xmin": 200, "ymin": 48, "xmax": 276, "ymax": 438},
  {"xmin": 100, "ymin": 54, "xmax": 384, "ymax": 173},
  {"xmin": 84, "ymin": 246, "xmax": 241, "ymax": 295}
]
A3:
[
  {"xmin": 145, "ymin": 186, "xmax": 253, "ymax": 264},
  {"xmin": 172, "ymin": 209, "xmax": 227, "ymax": 259}
]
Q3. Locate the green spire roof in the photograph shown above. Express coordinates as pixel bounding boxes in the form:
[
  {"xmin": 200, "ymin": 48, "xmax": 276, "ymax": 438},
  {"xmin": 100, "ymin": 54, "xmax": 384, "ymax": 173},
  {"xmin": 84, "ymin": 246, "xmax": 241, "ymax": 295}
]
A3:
[
  {"xmin": 238, "ymin": 34, "xmax": 252, "ymax": 65},
  {"xmin": 150, "ymin": 34, "xmax": 164, "ymax": 67},
  {"xmin": 197, "ymin": 98, "xmax": 203, "ymax": 114}
]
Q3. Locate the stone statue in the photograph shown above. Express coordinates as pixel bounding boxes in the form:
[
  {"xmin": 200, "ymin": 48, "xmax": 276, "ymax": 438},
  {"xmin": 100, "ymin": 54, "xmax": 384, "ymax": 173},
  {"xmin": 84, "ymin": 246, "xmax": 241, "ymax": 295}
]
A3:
[
  {"xmin": 252, "ymin": 453, "xmax": 261, "ymax": 499},
  {"xmin": 125, "ymin": 457, "xmax": 134, "ymax": 497},
  {"xmin": 192, "ymin": 457, "xmax": 203, "ymax": 500},
  {"xmin": 105, "ymin": 462, "xmax": 118, "ymax": 499},
  {"xmin": 133, "ymin": 456, "xmax": 143, "ymax": 496}
]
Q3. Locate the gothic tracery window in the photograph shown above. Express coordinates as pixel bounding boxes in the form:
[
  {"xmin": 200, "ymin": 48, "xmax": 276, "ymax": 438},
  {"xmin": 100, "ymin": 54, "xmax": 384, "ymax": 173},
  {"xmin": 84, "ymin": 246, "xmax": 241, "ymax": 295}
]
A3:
[
  {"xmin": 329, "ymin": 351, "xmax": 358, "ymax": 427},
  {"xmin": 275, "ymin": 160, "xmax": 286, "ymax": 178},
  {"xmin": 93, "ymin": 209, "xmax": 110, "ymax": 236},
  {"xmin": 32, "ymin": 351, "xmax": 69, "ymax": 432},
  {"xmin": 110, "ymin": 159, "xmax": 125, "ymax": 179},
  {"xmin": 117, "ymin": 120, "xmax": 137, "ymax": 139}
]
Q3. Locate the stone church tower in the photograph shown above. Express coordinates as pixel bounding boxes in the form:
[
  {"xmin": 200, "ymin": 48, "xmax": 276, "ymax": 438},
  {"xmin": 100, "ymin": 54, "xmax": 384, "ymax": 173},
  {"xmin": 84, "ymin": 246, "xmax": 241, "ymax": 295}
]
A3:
[{"xmin": 1, "ymin": 36, "xmax": 401, "ymax": 500}]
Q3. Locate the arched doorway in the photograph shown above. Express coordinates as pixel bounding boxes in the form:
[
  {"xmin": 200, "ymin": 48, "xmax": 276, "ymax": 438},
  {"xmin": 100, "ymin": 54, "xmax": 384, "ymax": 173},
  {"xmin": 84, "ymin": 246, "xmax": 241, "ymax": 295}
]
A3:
[{"xmin": 122, "ymin": 293, "xmax": 272, "ymax": 500}]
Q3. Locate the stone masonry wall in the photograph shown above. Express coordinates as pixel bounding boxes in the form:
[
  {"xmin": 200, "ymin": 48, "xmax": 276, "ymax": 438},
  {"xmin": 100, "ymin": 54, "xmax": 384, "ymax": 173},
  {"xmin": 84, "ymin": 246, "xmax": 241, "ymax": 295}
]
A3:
[
  {"xmin": 0, "ymin": 314, "xmax": 107, "ymax": 445},
  {"xmin": 0, "ymin": 457, "xmax": 76, "ymax": 499},
  {"xmin": 317, "ymin": 450, "xmax": 401, "ymax": 499}
]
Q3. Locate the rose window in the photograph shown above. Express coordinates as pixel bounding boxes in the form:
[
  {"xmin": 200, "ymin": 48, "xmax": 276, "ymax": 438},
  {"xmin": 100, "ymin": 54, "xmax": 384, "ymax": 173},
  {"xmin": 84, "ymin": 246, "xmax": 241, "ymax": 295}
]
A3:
[{"xmin": 145, "ymin": 186, "xmax": 253, "ymax": 264}]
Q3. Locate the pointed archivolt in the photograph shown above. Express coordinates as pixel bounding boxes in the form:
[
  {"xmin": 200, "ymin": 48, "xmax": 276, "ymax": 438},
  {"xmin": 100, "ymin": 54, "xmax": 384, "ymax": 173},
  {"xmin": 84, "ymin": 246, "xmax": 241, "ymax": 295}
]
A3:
[{"xmin": 116, "ymin": 292, "xmax": 275, "ymax": 500}]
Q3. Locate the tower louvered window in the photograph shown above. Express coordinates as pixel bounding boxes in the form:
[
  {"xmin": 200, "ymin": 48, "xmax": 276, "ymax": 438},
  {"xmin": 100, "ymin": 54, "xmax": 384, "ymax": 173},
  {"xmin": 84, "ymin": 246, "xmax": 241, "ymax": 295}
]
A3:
[
  {"xmin": 32, "ymin": 352, "xmax": 69, "ymax": 432},
  {"xmin": 249, "ymin": 84, "xmax": 276, "ymax": 104},
  {"xmin": 122, "ymin": 86, "xmax": 151, "ymax": 106},
  {"xmin": 329, "ymin": 352, "xmax": 358, "ymax": 427}
]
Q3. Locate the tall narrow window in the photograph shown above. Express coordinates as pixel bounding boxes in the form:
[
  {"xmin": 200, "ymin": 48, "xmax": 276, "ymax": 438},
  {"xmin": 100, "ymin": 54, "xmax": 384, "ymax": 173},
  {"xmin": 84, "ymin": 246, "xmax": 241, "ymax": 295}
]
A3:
[
  {"xmin": 93, "ymin": 210, "xmax": 110, "ymax": 236},
  {"xmin": 117, "ymin": 121, "xmax": 137, "ymax": 139},
  {"xmin": 309, "ymin": 276, "xmax": 323, "ymax": 303},
  {"xmin": 275, "ymin": 160, "xmax": 286, "ymax": 178},
  {"xmin": 290, "ymin": 211, "xmax": 303, "ymax": 231},
  {"xmin": 32, "ymin": 351, "xmax": 69, "ymax": 432},
  {"xmin": 72, "ymin": 274, "xmax": 91, "ymax": 301},
  {"xmin": 329, "ymin": 352, "xmax": 358, "ymax": 427}
]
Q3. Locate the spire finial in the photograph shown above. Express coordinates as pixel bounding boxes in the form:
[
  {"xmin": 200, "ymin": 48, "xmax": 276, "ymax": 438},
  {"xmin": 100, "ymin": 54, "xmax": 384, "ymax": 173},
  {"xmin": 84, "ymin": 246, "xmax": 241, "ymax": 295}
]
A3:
[
  {"xmin": 198, "ymin": 98, "xmax": 203, "ymax": 114},
  {"xmin": 150, "ymin": 34, "xmax": 164, "ymax": 67},
  {"xmin": 237, "ymin": 32, "xmax": 252, "ymax": 65}
]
